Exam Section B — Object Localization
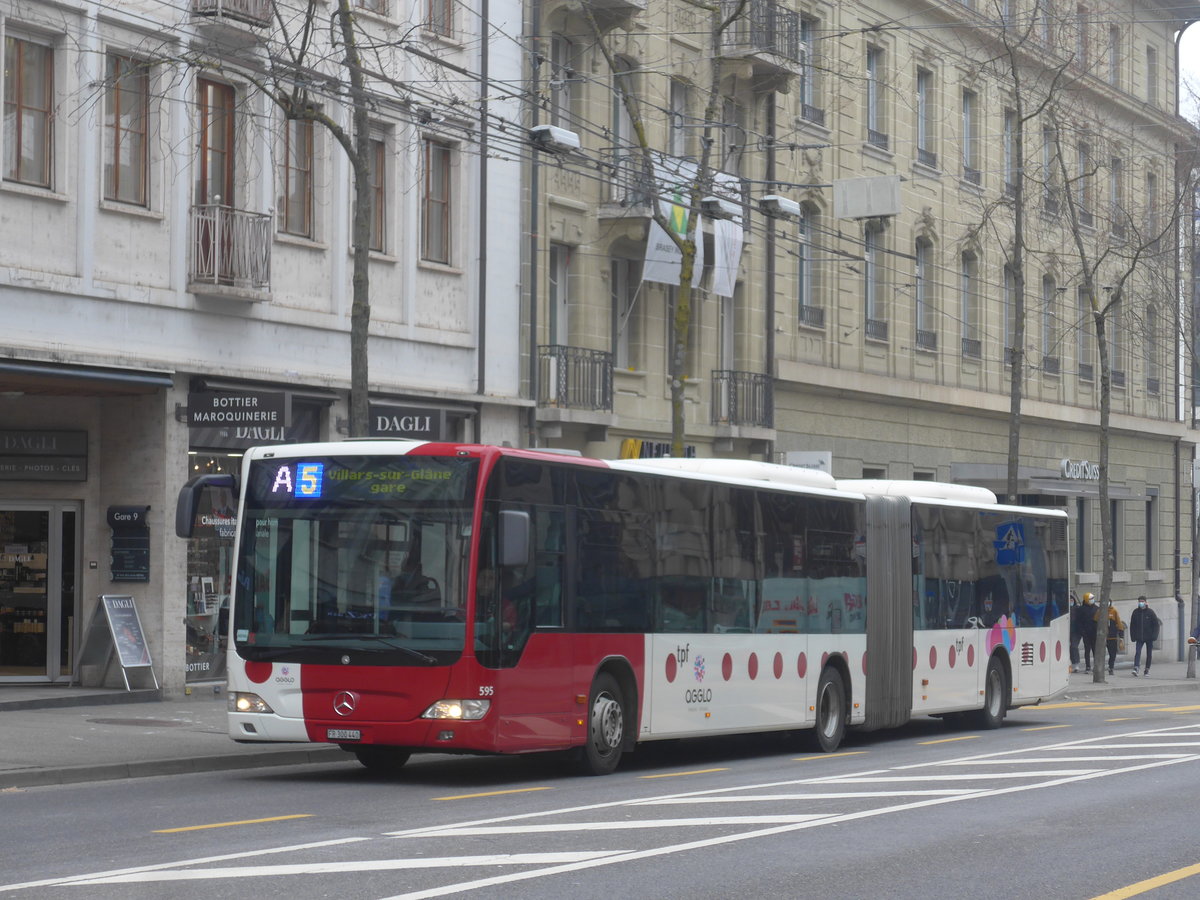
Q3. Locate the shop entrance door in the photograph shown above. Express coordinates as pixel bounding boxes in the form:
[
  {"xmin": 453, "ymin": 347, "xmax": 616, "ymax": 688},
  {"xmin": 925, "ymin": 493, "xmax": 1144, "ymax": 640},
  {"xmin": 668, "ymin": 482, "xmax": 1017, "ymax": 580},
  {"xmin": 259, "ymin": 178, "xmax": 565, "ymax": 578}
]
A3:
[{"xmin": 0, "ymin": 504, "xmax": 80, "ymax": 682}]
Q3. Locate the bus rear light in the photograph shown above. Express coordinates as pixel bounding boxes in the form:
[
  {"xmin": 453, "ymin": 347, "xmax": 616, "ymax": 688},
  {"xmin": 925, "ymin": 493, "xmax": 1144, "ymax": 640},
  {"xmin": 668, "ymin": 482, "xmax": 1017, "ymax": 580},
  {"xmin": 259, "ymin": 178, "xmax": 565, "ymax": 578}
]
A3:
[
  {"xmin": 421, "ymin": 699, "xmax": 491, "ymax": 720},
  {"xmin": 229, "ymin": 692, "xmax": 274, "ymax": 714}
]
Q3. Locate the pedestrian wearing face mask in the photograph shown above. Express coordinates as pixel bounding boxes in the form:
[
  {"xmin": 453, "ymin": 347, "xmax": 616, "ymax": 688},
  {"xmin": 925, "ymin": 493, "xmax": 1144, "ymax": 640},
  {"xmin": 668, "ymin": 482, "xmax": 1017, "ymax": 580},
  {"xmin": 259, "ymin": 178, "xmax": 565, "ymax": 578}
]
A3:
[{"xmin": 1128, "ymin": 595, "xmax": 1160, "ymax": 677}]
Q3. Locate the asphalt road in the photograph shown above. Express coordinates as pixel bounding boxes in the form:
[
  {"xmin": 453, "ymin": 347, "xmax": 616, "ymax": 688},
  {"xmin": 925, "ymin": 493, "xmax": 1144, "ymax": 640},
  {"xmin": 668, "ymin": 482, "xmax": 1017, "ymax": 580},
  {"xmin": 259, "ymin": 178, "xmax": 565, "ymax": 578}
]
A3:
[{"xmin": 4, "ymin": 696, "xmax": 1200, "ymax": 900}]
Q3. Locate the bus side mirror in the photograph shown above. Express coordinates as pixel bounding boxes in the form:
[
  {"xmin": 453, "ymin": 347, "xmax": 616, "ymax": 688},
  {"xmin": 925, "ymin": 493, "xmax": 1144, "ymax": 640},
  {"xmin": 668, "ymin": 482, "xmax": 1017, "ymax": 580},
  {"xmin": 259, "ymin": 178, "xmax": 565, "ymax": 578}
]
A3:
[
  {"xmin": 176, "ymin": 474, "xmax": 237, "ymax": 538},
  {"xmin": 498, "ymin": 509, "xmax": 532, "ymax": 568}
]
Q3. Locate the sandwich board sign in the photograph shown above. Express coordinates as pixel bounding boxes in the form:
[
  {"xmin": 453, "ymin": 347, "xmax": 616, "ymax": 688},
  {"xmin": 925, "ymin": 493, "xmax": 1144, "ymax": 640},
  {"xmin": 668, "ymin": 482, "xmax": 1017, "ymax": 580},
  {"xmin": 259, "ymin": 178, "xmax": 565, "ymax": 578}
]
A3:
[{"xmin": 76, "ymin": 595, "xmax": 159, "ymax": 691}]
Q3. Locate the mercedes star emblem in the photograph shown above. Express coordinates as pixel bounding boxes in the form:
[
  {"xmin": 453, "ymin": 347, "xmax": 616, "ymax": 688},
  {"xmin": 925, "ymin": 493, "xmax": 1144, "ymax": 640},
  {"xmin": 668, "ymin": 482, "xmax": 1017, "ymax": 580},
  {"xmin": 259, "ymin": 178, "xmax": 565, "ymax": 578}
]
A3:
[{"xmin": 333, "ymin": 691, "xmax": 358, "ymax": 717}]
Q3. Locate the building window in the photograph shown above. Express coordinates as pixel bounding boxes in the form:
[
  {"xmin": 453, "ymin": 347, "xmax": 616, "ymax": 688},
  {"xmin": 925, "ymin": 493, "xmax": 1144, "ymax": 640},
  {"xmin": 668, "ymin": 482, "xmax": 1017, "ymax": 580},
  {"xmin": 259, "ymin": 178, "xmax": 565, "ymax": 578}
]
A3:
[
  {"xmin": 1109, "ymin": 306, "xmax": 1124, "ymax": 386},
  {"xmin": 196, "ymin": 79, "xmax": 234, "ymax": 207},
  {"xmin": 421, "ymin": 138, "xmax": 452, "ymax": 264},
  {"xmin": 1109, "ymin": 156, "xmax": 1125, "ymax": 236},
  {"xmin": 104, "ymin": 55, "xmax": 149, "ymax": 206},
  {"xmin": 548, "ymin": 34, "xmax": 574, "ymax": 130},
  {"xmin": 1042, "ymin": 124, "xmax": 1059, "ymax": 212},
  {"xmin": 1003, "ymin": 108, "xmax": 1016, "ymax": 193},
  {"xmin": 1077, "ymin": 286, "xmax": 1093, "ymax": 380},
  {"xmin": 1075, "ymin": 5, "xmax": 1090, "ymax": 67},
  {"xmin": 1002, "ymin": 265, "xmax": 1015, "ymax": 359},
  {"xmin": 279, "ymin": 118, "xmax": 314, "ymax": 238},
  {"xmin": 866, "ymin": 47, "xmax": 887, "ymax": 149},
  {"xmin": 1144, "ymin": 496, "xmax": 1156, "ymax": 569},
  {"xmin": 1075, "ymin": 498, "xmax": 1089, "ymax": 571},
  {"xmin": 799, "ymin": 16, "xmax": 821, "ymax": 121},
  {"xmin": 864, "ymin": 222, "xmax": 887, "ymax": 339},
  {"xmin": 366, "ymin": 134, "xmax": 386, "ymax": 252},
  {"xmin": 549, "ymin": 242, "xmax": 571, "ymax": 344},
  {"xmin": 1108, "ymin": 26, "xmax": 1121, "ymax": 86},
  {"xmin": 916, "ymin": 69, "xmax": 935, "ymax": 167},
  {"xmin": 611, "ymin": 257, "xmax": 641, "ymax": 369},
  {"xmin": 3, "ymin": 36, "xmax": 53, "ymax": 188},
  {"xmin": 669, "ymin": 81, "xmax": 689, "ymax": 157},
  {"xmin": 1110, "ymin": 500, "xmax": 1122, "ymax": 570},
  {"xmin": 1145, "ymin": 171, "xmax": 1159, "ymax": 241},
  {"xmin": 1076, "ymin": 142, "xmax": 1093, "ymax": 225},
  {"xmin": 1041, "ymin": 275, "xmax": 1059, "ymax": 372},
  {"xmin": 915, "ymin": 240, "xmax": 935, "ymax": 349},
  {"xmin": 960, "ymin": 252, "xmax": 980, "ymax": 357},
  {"xmin": 1146, "ymin": 304, "xmax": 1159, "ymax": 394},
  {"xmin": 1146, "ymin": 46, "xmax": 1158, "ymax": 106},
  {"xmin": 961, "ymin": 90, "xmax": 980, "ymax": 184},
  {"xmin": 427, "ymin": 0, "xmax": 452, "ymax": 37}
]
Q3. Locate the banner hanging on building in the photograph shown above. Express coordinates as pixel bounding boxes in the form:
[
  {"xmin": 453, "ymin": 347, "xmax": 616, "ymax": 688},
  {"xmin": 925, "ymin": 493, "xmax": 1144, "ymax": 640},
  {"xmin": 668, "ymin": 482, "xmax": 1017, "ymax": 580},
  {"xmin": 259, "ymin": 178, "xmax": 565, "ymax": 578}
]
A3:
[{"xmin": 641, "ymin": 154, "xmax": 704, "ymax": 288}]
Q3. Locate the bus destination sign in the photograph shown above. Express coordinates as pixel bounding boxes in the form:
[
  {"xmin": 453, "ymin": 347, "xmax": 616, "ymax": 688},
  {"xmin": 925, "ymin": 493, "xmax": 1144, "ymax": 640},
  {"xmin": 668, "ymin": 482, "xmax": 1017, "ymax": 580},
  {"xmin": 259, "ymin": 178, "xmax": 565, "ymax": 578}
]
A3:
[{"xmin": 252, "ymin": 456, "xmax": 475, "ymax": 506}]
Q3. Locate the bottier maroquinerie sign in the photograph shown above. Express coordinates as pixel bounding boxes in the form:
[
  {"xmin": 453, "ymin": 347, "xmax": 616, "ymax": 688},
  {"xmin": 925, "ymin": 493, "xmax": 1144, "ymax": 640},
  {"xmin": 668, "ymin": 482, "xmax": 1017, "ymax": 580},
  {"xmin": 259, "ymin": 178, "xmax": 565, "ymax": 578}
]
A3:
[
  {"xmin": 187, "ymin": 390, "xmax": 287, "ymax": 427},
  {"xmin": 1060, "ymin": 458, "xmax": 1101, "ymax": 481}
]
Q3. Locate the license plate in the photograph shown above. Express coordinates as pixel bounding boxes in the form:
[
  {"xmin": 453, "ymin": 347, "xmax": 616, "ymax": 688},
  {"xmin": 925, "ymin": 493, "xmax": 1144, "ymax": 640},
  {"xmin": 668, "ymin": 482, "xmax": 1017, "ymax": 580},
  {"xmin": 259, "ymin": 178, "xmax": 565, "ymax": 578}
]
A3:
[{"xmin": 327, "ymin": 728, "xmax": 361, "ymax": 741}]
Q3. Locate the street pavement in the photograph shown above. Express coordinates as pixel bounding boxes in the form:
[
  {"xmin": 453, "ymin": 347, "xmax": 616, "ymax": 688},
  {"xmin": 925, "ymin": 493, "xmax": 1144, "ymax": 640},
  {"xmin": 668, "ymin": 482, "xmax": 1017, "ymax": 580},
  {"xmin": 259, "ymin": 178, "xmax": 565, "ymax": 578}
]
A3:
[{"xmin": 2, "ymin": 660, "xmax": 1198, "ymax": 790}]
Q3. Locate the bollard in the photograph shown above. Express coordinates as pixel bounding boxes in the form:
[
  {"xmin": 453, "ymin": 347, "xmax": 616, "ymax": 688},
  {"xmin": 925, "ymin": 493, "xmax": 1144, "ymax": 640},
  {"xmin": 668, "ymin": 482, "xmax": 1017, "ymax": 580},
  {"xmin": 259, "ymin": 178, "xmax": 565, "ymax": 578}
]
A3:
[{"xmin": 1189, "ymin": 641, "xmax": 1198, "ymax": 679}]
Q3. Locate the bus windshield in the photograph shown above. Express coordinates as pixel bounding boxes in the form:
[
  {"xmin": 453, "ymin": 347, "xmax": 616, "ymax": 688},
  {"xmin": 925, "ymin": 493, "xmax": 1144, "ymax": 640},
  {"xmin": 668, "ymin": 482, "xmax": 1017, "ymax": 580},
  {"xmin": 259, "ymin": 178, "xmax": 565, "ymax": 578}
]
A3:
[{"xmin": 232, "ymin": 454, "xmax": 478, "ymax": 666}]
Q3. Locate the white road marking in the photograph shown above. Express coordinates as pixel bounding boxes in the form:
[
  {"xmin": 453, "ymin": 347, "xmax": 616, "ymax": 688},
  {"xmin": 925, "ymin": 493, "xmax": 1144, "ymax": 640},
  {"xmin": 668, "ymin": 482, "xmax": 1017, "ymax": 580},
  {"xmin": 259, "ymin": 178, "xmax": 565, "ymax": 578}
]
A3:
[
  {"xmin": 65, "ymin": 853, "xmax": 622, "ymax": 885},
  {"xmin": 634, "ymin": 790, "xmax": 976, "ymax": 802},
  {"xmin": 942, "ymin": 755, "xmax": 1189, "ymax": 764},
  {"xmin": 407, "ymin": 815, "xmax": 829, "ymax": 838},
  {"xmin": 817, "ymin": 770, "xmax": 1100, "ymax": 781}
]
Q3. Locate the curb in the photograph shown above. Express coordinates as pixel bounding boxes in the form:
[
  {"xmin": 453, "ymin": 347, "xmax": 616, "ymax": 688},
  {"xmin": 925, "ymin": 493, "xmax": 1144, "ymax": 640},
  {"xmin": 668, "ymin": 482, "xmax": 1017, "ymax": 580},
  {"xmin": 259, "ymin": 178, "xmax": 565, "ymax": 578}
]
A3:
[{"xmin": 0, "ymin": 746, "xmax": 348, "ymax": 790}]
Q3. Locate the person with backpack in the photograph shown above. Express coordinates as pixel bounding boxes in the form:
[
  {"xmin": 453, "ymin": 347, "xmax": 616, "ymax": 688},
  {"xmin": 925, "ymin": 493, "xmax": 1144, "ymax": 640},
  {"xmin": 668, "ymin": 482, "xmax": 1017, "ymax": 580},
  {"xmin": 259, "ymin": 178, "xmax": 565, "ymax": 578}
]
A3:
[
  {"xmin": 1128, "ymin": 595, "xmax": 1160, "ymax": 677},
  {"xmin": 1094, "ymin": 601, "xmax": 1126, "ymax": 676}
]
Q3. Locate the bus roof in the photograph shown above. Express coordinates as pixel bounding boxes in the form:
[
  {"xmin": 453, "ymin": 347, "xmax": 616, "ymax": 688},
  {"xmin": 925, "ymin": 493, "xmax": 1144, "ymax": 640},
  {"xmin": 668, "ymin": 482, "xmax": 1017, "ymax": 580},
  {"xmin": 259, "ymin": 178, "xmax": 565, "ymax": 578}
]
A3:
[
  {"xmin": 609, "ymin": 457, "xmax": 838, "ymax": 490},
  {"xmin": 838, "ymin": 479, "xmax": 998, "ymax": 504}
]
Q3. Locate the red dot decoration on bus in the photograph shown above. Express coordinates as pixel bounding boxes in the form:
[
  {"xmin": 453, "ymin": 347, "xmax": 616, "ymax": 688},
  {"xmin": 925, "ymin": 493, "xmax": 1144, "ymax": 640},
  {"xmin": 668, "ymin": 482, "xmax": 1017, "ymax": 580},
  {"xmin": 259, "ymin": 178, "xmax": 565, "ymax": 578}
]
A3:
[
  {"xmin": 1039, "ymin": 642, "xmax": 1047, "ymax": 662},
  {"xmin": 748, "ymin": 653, "xmax": 759, "ymax": 680},
  {"xmin": 773, "ymin": 652, "xmax": 784, "ymax": 679},
  {"xmin": 862, "ymin": 652, "xmax": 868, "ymax": 675},
  {"xmin": 821, "ymin": 651, "xmax": 829, "ymax": 668},
  {"xmin": 245, "ymin": 661, "xmax": 272, "ymax": 684},
  {"xmin": 967, "ymin": 644, "xmax": 975, "ymax": 666},
  {"xmin": 666, "ymin": 653, "xmax": 677, "ymax": 683},
  {"xmin": 797, "ymin": 653, "xmax": 808, "ymax": 678},
  {"xmin": 912, "ymin": 646, "xmax": 918, "ymax": 670},
  {"xmin": 1055, "ymin": 641, "xmax": 1062, "ymax": 661},
  {"xmin": 949, "ymin": 645, "xmax": 957, "ymax": 668},
  {"xmin": 722, "ymin": 653, "xmax": 733, "ymax": 681},
  {"xmin": 929, "ymin": 646, "xmax": 937, "ymax": 669}
]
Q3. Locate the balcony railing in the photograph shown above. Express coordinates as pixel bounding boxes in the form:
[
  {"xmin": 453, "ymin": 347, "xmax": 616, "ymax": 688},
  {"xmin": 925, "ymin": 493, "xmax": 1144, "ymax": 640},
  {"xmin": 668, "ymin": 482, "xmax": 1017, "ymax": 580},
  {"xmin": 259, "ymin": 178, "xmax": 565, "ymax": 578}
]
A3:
[
  {"xmin": 712, "ymin": 370, "xmax": 774, "ymax": 428},
  {"xmin": 961, "ymin": 337, "xmax": 982, "ymax": 359},
  {"xmin": 799, "ymin": 305, "xmax": 825, "ymax": 328},
  {"xmin": 538, "ymin": 345, "xmax": 613, "ymax": 411},
  {"xmin": 865, "ymin": 318, "xmax": 889, "ymax": 341},
  {"xmin": 721, "ymin": 0, "xmax": 802, "ymax": 64},
  {"xmin": 801, "ymin": 104, "xmax": 825, "ymax": 126},
  {"xmin": 192, "ymin": 0, "xmax": 272, "ymax": 27},
  {"xmin": 1112, "ymin": 369, "xmax": 1126, "ymax": 388},
  {"xmin": 867, "ymin": 129, "xmax": 890, "ymax": 151},
  {"xmin": 1148, "ymin": 376, "xmax": 1160, "ymax": 395},
  {"xmin": 917, "ymin": 148, "xmax": 938, "ymax": 168},
  {"xmin": 916, "ymin": 329, "xmax": 938, "ymax": 351},
  {"xmin": 963, "ymin": 166, "xmax": 982, "ymax": 186},
  {"xmin": 1042, "ymin": 355, "xmax": 1061, "ymax": 375},
  {"xmin": 601, "ymin": 149, "xmax": 749, "ymax": 224},
  {"xmin": 189, "ymin": 204, "xmax": 271, "ymax": 291},
  {"xmin": 1080, "ymin": 362, "xmax": 1094, "ymax": 382}
]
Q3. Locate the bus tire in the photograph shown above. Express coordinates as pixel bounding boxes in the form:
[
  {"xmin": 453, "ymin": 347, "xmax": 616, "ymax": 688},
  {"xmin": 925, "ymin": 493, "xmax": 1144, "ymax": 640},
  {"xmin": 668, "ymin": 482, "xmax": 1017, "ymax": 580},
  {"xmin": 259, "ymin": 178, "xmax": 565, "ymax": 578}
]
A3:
[
  {"xmin": 973, "ymin": 656, "xmax": 1008, "ymax": 730},
  {"xmin": 350, "ymin": 746, "xmax": 411, "ymax": 773},
  {"xmin": 579, "ymin": 672, "xmax": 625, "ymax": 776},
  {"xmin": 810, "ymin": 666, "xmax": 847, "ymax": 752}
]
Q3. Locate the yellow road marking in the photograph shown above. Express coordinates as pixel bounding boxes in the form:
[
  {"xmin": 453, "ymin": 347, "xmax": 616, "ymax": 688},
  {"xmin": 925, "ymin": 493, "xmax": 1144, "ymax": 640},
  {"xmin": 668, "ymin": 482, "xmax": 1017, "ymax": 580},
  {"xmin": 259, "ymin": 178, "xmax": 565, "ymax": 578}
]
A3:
[
  {"xmin": 918, "ymin": 735, "xmax": 979, "ymax": 745},
  {"xmin": 154, "ymin": 814, "xmax": 312, "ymax": 833},
  {"xmin": 792, "ymin": 751, "xmax": 868, "ymax": 762},
  {"xmin": 1021, "ymin": 724, "xmax": 1072, "ymax": 732},
  {"xmin": 1105, "ymin": 718, "xmax": 1141, "ymax": 722},
  {"xmin": 1034, "ymin": 701, "xmax": 1104, "ymax": 709},
  {"xmin": 639, "ymin": 768, "xmax": 728, "ymax": 779},
  {"xmin": 1090, "ymin": 860, "xmax": 1200, "ymax": 899},
  {"xmin": 1154, "ymin": 705, "xmax": 1200, "ymax": 713},
  {"xmin": 433, "ymin": 787, "xmax": 554, "ymax": 800},
  {"xmin": 1092, "ymin": 704, "xmax": 1163, "ymax": 710}
]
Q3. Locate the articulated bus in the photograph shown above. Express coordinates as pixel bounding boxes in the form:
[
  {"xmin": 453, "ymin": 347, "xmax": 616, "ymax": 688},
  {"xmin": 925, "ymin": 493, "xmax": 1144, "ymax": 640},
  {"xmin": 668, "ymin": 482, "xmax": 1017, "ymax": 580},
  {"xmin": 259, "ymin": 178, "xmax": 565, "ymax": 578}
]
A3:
[{"xmin": 176, "ymin": 442, "xmax": 1070, "ymax": 775}]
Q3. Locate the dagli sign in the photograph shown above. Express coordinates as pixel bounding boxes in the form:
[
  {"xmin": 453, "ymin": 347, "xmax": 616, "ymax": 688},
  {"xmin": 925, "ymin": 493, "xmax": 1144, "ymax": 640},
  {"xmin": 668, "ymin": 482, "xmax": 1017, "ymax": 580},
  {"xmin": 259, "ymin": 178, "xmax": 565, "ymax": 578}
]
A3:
[{"xmin": 1060, "ymin": 458, "xmax": 1100, "ymax": 481}]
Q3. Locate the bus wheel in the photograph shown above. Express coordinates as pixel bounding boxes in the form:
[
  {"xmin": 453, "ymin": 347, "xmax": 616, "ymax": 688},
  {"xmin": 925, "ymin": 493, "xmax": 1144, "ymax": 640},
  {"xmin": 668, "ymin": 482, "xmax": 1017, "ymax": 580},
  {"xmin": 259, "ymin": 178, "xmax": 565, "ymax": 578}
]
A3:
[
  {"xmin": 973, "ymin": 657, "xmax": 1008, "ymax": 730},
  {"xmin": 350, "ymin": 746, "xmax": 411, "ymax": 773},
  {"xmin": 811, "ymin": 667, "xmax": 847, "ymax": 752},
  {"xmin": 580, "ymin": 673, "xmax": 625, "ymax": 776}
]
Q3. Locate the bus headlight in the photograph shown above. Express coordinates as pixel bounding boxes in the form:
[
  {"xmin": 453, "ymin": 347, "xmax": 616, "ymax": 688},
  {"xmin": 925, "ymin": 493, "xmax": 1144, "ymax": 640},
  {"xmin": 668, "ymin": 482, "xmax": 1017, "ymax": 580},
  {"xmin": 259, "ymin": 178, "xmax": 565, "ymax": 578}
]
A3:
[
  {"xmin": 421, "ymin": 699, "xmax": 491, "ymax": 720},
  {"xmin": 228, "ymin": 692, "xmax": 274, "ymax": 714}
]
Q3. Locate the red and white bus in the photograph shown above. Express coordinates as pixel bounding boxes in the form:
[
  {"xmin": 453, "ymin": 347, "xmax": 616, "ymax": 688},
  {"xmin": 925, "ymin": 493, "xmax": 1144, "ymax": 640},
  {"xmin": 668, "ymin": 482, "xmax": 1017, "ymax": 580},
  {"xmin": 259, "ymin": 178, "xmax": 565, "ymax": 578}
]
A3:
[{"xmin": 176, "ymin": 442, "xmax": 1070, "ymax": 775}]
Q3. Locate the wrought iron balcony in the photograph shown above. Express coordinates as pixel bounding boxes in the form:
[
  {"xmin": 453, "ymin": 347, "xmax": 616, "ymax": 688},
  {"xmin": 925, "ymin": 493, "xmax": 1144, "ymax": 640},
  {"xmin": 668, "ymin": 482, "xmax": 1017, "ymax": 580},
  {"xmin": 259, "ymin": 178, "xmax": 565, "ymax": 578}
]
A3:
[
  {"xmin": 720, "ymin": 0, "xmax": 802, "ymax": 75},
  {"xmin": 712, "ymin": 370, "xmax": 773, "ymax": 428},
  {"xmin": 191, "ymin": 0, "xmax": 271, "ymax": 27},
  {"xmin": 963, "ymin": 167, "xmax": 982, "ymax": 187},
  {"xmin": 916, "ymin": 329, "xmax": 938, "ymax": 351},
  {"xmin": 1079, "ymin": 362, "xmax": 1094, "ymax": 382},
  {"xmin": 1112, "ymin": 369, "xmax": 1126, "ymax": 388},
  {"xmin": 961, "ymin": 337, "xmax": 982, "ymax": 359},
  {"xmin": 538, "ymin": 345, "xmax": 613, "ymax": 411},
  {"xmin": 1042, "ymin": 355, "xmax": 1061, "ymax": 375},
  {"xmin": 801, "ymin": 104, "xmax": 825, "ymax": 127},
  {"xmin": 189, "ymin": 204, "xmax": 271, "ymax": 294},
  {"xmin": 917, "ymin": 148, "xmax": 938, "ymax": 169},
  {"xmin": 799, "ymin": 305, "xmax": 825, "ymax": 328},
  {"xmin": 865, "ymin": 318, "xmax": 888, "ymax": 341},
  {"xmin": 867, "ymin": 129, "xmax": 889, "ymax": 151},
  {"xmin": 1148, "ymin": 376, "xmax": 1160, "ymax": 395}
]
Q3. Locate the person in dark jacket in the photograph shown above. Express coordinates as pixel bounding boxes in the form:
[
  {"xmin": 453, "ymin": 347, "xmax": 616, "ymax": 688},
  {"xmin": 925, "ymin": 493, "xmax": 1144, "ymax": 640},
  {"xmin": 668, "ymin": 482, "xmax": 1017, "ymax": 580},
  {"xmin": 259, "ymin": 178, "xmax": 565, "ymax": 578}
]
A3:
[
  {"xmin": 1079, "ymin": 593, "xmax": 1098, "ymax": 672},
  {"xmin": 1128, "ymin": 596, "xmax": 1160, "ymax": 677},
  {"xmin": 1095, "ymin": 601, "xmax": 1126, "ymax": 675}
]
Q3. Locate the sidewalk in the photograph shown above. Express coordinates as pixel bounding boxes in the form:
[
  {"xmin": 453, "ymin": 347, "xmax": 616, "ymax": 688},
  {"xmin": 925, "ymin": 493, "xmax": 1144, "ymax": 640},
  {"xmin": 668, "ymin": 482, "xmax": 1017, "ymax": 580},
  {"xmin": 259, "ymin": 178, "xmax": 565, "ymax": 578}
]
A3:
[{"xmin": 2, "ymin": 662, "xmax": 1198, "ymax": 790}]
